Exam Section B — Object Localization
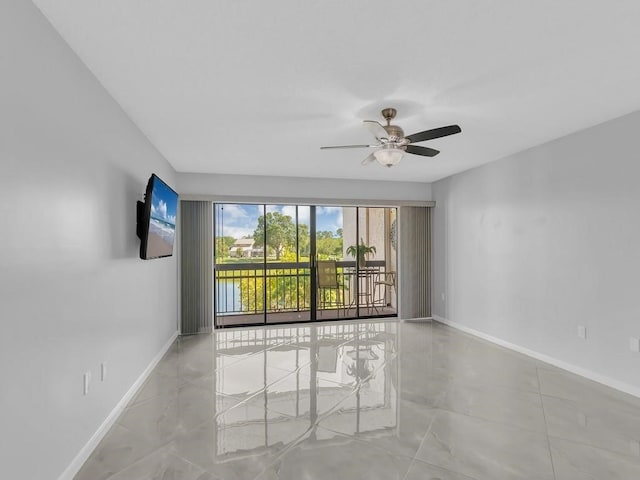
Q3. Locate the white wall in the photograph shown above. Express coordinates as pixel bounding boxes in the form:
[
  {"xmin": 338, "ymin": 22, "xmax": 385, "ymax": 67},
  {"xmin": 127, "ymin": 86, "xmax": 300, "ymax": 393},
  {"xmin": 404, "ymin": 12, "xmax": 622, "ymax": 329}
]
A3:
[
  {"xmin": 0, "ymin": 2, "xmax": 178, "ymax": 479},
  {"xmin": 432, "ymin": 111, "xmax": 640, "ymax": 394},
  {"xmin": 178, "ymin": 172, "xmax": 432, "ymax": 204}
]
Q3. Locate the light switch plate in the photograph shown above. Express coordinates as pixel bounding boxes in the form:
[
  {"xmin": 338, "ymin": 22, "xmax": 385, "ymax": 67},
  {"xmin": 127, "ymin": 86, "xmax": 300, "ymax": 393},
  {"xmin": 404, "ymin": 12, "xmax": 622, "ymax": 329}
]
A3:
[
  {"xmin": 83, "ymin": 372, "xmax": 91, "ymax": 396},
  {"xmin": 577, "ymin": 325, "xmax": 587, "ymax": 340},
  {"xmin": 630, "ymin": 337, "xmax": 640, "ymax": 353},
  {"xmin": 576, "ymin": 412, "xmax": 588, "ymax": 427}
]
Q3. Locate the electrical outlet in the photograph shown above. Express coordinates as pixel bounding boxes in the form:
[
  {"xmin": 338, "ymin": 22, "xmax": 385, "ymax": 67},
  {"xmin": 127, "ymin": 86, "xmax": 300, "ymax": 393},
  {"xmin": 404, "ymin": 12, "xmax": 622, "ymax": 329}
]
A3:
[
  {"xmin": 577, "ymin": 325, "xmax": 587, "ymax": 340},
  {"xmin": 83, "ymin": 372, "xmax": 91, "ymax": 396},
  {"xmin": 101, "ymin": 362, "xmax": 107, "ymax": 382},
  {"xmin": 629, "ymin": 337, "xmax": 640, "ymax": 353}
]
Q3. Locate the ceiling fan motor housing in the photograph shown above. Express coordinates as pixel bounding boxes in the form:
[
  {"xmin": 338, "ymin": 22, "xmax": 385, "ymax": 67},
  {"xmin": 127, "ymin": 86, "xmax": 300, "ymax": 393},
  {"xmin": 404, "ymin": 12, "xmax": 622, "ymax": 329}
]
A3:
[
  {"xmin": 381, "ymin": 108, "xmax": 404, "ymax": 140},
  {"xmin": 383, "ymin": 124, "xmax": 404, "ymax": 140}
]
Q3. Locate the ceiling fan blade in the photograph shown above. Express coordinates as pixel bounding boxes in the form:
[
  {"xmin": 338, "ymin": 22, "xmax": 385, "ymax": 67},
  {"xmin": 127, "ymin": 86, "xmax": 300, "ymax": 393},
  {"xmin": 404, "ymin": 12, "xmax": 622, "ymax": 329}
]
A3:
[
  {"xmin": 320, "ymin": 144, "xmax": 376, "ymax": 150},
  {"xmin": 363, "ymin": 120, "xmax": 389, "ymax": 141},
  {"xmin": 361, "ymin": 153, "xmax": 376, "ymax": 165},
  {"xmin": 405, "ymin": 145, "xmax": 440, "ymax": 157},
  {"xmin": 405, "ymin": 125, "xmax": 461, "ymax": 144}
]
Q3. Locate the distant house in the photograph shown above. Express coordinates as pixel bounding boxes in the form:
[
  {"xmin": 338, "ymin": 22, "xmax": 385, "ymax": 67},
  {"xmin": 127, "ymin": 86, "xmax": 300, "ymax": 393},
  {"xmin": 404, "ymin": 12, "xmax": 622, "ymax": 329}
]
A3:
[{"xmin": 229, "ymin": 238, "xmax": 263, "ymax": 258}]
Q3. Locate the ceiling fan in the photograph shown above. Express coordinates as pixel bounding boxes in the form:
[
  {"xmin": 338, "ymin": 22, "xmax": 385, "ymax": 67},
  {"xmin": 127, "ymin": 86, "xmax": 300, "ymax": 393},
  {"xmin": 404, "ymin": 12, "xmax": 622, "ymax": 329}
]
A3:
[{"xmin": 321, "ymin": 108, "xmax": 461, "ymax": 167}]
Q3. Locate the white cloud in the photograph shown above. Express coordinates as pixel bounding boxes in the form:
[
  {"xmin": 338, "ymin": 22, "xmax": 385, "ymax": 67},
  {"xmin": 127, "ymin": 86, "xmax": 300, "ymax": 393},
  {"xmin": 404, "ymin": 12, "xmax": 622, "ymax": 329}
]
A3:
[
  {"xmin": 151, "ymin": 200, "xmax": 168, "ymax": 220},
  {"xmin": 281, "ymin": 205, "xmax": 310, "ymax": 225},
  {"xmin": 298, "ymin": 207, "xmax": 311, "ymax": 225},
  {"xmin": 219, "ymin": 225, "xmax": 255, "ymax": 239},
  {"xmin": 317, "ymin": 207, "xmax": 343, "ymax": 232},
  {"xmin": 216, "ymin": 204, "xmax": 263, "ymax": 237},
  {"xmin": 266, "ymin": 205, "xmax": 280, "ymax": 214},
  {"xmin": 280, "ymin": 205, "xmax": 295, "ymax": 218},
  {"xmin": 317, "ymin": 206, "xmax": 342, "ymax": 215},
  {"xmin": 219, "ymin": 204, "xmax": 249, "ymax": 221}
]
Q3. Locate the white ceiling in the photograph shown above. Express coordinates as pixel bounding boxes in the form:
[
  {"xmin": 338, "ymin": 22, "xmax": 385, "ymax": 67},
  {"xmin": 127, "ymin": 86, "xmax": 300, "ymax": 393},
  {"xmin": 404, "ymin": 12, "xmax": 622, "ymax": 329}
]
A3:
[{"xmin": 33, "ymin": 0, "xmax": 640, "ymax": 183}]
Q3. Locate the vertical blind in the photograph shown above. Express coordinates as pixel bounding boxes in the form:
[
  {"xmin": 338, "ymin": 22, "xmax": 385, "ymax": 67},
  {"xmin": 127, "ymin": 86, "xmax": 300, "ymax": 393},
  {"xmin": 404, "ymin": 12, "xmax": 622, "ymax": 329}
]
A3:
[
  {"xmin": 398, "ymin": 206, "xmax": 432, "ymax": 319},
  {"xmin": 180, "ymin": 201, "xmax": 213, "ymax": 334}
]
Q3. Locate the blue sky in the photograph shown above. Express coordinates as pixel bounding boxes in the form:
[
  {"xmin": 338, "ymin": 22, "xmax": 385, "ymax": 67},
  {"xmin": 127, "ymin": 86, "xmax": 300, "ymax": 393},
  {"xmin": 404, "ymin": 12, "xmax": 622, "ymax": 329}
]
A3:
[
  {"xmin": 215, "ymin": 204, "xmax": 342, "ymax": 239},
  {"xmin": 150, "ymin": 178, "xmax": 178, "ymax": 225}
]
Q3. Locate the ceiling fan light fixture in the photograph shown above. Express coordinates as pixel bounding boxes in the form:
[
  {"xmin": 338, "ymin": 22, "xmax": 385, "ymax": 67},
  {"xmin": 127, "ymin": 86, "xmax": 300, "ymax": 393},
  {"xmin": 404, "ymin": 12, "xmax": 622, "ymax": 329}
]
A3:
[{"xmin": 373, "ymin": 146, "xmax": 404, "ymax": 167}]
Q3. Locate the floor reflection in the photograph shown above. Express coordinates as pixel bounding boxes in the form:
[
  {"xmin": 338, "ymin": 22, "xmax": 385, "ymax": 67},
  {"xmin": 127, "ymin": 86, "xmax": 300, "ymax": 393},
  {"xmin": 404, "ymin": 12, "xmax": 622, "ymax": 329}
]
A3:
[
  {"xmin": 213, "ymin": 321, "xmax": 398, "ymax": 458},
  {"xmin": 75, "ymin": 319, "xmax": 640, "ymax": 480}
]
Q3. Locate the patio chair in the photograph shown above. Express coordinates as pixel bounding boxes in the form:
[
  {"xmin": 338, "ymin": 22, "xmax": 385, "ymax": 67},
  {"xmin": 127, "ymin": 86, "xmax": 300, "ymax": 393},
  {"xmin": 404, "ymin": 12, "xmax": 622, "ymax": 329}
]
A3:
[
  {"xmin": 317, "ymin": 260, "xmax": 344, "ymax": 317},
  {"xmin": 373, "ymin": 271, "xmax": 397, "ymax": 312}
]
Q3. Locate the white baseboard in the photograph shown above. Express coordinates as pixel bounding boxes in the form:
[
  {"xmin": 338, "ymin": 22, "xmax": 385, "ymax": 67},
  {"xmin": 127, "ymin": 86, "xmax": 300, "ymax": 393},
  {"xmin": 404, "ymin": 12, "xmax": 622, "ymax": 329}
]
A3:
[
  {"xmin": 432, "ymin": 315, "xmax": 640, "ymax": 399},
  {"xmin": 58, "ymin": 331, "xmax": 179, "ymax": 480}
]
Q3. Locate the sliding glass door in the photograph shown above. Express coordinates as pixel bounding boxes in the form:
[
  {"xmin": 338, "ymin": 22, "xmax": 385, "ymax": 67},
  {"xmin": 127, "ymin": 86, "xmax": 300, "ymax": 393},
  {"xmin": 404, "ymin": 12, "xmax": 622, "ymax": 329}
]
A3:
[
  {"xmin": 337, "ymin": 206, "xmax": 398, "ymax": 318},
  {"xmin": 264, "ymin": 205, "xmax": 312, "ymax": 324},
  {"xmin": 214, "ymin": 203, "xmax": 397, "ymax": 327},
  {"xmin": 214, "ymin": 204, "xmax": 265, "ymax": 327}
]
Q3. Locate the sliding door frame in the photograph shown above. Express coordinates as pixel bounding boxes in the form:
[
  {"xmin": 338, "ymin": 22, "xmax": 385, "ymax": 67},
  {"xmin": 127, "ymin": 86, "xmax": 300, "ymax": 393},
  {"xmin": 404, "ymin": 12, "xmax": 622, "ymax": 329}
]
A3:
[{"xmin": 212, "ymin": 202, "xmax": 420, "ymax": 329}]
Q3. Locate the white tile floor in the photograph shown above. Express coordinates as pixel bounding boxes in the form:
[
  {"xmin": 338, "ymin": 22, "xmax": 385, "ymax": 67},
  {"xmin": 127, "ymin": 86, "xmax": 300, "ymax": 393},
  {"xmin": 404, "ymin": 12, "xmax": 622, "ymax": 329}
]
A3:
[{"xmin": 74, "ymin": 319, "xmax": 640, "ymax": 480}]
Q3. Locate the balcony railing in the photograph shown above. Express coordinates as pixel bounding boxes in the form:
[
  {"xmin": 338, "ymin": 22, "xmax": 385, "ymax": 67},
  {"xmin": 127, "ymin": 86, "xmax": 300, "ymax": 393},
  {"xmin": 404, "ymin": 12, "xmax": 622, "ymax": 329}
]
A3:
[{"xmin": 215, "ymin": 260, "xmax": 391, "ymax": 317}]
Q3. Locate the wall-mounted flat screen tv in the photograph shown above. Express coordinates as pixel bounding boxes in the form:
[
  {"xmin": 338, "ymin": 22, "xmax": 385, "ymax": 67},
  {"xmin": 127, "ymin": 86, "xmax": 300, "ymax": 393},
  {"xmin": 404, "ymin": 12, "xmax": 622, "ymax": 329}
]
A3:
[{"xmin": 137, "ymin": 174, "xmax": 179, "ymax": 260}]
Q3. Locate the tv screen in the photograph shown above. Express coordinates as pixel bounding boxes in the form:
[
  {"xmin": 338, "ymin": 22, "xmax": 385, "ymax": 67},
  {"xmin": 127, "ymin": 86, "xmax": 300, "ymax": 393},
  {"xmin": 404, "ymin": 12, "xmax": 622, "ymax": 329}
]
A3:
[{"xmin": 138, "ymin": 174, "xmax": 179, "ymax": 260}]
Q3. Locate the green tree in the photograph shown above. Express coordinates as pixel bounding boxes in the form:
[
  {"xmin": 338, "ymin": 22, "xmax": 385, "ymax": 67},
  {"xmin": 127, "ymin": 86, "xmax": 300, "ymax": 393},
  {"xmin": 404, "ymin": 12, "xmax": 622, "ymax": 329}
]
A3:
[
  {"xmin": 241, "ymin": 218, "xmax": 311, "ymax": 312},
  {"xmin": 316, "ymin": 231, "xmax": 343, "ymax": 259},
  {"xmin": 215, "ymin": 236, "xmax": 236, "ymax": 259},
  {"xmin": 298, "ymin": 223, "xmax": 310, "ymax": 257},
  {"xmin": 253, "ymin": 212, "xmax": 297, "ymax": 260}
]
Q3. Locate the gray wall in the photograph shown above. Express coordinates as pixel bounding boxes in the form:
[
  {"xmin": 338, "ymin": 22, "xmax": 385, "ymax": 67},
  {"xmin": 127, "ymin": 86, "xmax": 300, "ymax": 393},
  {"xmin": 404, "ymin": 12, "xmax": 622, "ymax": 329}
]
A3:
[
  {"xmin": 178, "ymin": 172, "xmax": 432, "ymax": 203},
  {"xmin": 432, "ymin": 111, "xmax": 640, "ymax": 393},
  {"xmin": 0, "ymin": 1, "xmax": 178, "ymax": 479}
]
